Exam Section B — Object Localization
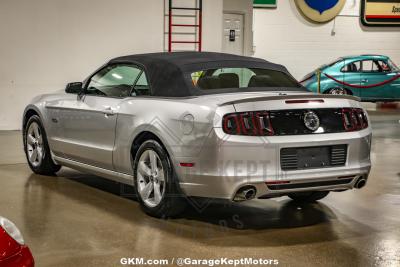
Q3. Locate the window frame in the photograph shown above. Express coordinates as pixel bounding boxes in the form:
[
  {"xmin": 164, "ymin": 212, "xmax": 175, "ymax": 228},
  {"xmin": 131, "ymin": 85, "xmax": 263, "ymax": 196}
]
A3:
[
  {"xmin": 340, "ymin": 60, "xmax": 362, "ymax": 73},
  {"xmin": 360, "ymin": 59, "xmax": 389, "ymax": 74},
  {"xmin": 84, "ymin": 63, "xmax": 151, "ymax": 99}
]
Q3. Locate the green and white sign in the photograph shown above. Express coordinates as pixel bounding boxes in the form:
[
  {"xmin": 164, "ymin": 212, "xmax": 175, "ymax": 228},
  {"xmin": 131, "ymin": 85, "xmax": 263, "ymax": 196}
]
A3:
[{"xmin": 254, "ymin": 0, "xmax": 277, "ymax": 8}]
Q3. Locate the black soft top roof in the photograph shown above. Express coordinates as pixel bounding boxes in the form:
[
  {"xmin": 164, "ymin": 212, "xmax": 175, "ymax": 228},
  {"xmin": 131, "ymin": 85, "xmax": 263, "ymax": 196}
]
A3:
[{"xmin": 108, "ymin": 52, "xmax": 291, "ymax": 97}]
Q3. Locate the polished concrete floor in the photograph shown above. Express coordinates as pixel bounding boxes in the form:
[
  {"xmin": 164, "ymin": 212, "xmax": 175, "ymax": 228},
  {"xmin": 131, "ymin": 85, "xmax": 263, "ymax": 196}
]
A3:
[{"xmin": 0, "ymin": 111, "xmax": 400, "ymax": 267}]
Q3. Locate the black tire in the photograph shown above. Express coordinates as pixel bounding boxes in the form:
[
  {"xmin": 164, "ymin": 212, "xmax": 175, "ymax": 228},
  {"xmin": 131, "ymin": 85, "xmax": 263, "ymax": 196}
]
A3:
[
  {"xmin": 23, "ymin": 115, "xmax": 61, "ymax": 175},
  {"xmin": 288, "ymin": 191, "xmax": 329, "ymax": 202},
  {"xmin": 133, "ymin": 140, "xmax": 186, "ymax": 218}
]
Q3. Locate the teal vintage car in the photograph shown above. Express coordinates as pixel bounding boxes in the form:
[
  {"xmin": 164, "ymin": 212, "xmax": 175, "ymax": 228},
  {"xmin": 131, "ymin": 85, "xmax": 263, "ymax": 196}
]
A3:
[{"xmin": 301, "ymin": 55, "xmax": 400, "ymax": 102}]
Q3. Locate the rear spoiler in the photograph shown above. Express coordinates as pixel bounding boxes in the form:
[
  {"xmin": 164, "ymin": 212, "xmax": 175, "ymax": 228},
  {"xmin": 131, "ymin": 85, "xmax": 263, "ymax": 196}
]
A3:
[{"xmin": 219, "ymin": 94, "xmax": 360, "ymax": 106}]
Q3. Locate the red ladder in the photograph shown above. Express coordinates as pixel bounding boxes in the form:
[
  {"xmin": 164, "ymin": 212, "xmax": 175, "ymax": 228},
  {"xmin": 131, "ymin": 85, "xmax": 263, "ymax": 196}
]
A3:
[{"xmin": 168, "ymin": 0, "xmax": 203, "ymax": 52}]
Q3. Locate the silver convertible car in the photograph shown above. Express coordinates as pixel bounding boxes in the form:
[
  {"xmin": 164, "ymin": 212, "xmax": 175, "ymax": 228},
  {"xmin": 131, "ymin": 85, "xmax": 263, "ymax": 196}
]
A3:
[{"xmin": 23, "ymin": 52, "xmax": 372, "ymax": 217}]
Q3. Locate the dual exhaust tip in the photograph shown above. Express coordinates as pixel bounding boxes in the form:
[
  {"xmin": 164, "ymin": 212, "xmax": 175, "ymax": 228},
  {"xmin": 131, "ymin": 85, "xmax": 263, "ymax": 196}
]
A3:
[
  {"xmin": 234, "ymin": 186, "xmax": 257, "ymax": 202},
  {"xmin": 354, "ymin": 177, "xmax": 367, "ymax": 189},
  {"xmin": 234, "ymin": 177, "xmax": 366, "ymax": 201}
]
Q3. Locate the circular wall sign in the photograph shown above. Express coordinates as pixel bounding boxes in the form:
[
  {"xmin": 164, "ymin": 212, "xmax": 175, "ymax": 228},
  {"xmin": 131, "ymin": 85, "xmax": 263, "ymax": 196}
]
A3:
[{"xmin": 295, "ymin": 0, "xmax": 346, "ymax": 23}]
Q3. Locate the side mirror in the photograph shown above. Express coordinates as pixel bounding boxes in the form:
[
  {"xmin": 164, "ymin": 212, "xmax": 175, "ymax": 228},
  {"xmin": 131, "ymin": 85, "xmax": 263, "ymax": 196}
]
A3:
[{"xmin": 65, "ymin": 82, "xmax": 83, "ymax": 94}]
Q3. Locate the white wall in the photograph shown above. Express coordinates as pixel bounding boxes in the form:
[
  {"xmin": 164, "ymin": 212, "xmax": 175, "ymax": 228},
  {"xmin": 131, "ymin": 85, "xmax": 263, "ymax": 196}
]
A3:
[
  {"xmin": 0, "ymin": 0, "xmax": 164, "ymax": 130},
  {"xmin": 0, "ymin": 0, "xmax": 224, "ymax": 130},
  {"xmin": 203, "ymin": 0, "xmax": 224, "ymax": 52},
  {"xmin": 254, "ymin": 1, "xmax": 400, "ymax": 79}
]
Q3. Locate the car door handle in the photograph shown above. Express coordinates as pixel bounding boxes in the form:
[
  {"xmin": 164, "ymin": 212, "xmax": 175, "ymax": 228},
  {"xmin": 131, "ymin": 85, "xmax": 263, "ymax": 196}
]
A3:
[
  {"xmin": 361, "ymin": 79, "xmax": 368, "ymax": 83},
  {"xmin": 102, "ymin": 107, "xmax": 115, "ymax": 116}
]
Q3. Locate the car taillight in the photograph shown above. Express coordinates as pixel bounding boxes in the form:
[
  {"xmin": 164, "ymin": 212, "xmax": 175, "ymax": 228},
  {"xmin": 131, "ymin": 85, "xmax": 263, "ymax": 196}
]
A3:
[
  {"xmin": 342, "ymin": 108, "xmax": 368, "ymax": 132},
  {"xmin": 222, "ymin": 111, "xmax": 274, "ymax": 136}
]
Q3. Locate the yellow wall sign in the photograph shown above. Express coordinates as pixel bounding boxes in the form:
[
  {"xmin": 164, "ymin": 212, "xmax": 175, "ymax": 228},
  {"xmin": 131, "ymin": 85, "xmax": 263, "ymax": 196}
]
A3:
[
  {"xmin": 361, "ymin": 0, "xmax": 400, "ymax": 27},
  {"xmin": 295, "ymin": 0, "xmax": 346, "ymax": 23}
]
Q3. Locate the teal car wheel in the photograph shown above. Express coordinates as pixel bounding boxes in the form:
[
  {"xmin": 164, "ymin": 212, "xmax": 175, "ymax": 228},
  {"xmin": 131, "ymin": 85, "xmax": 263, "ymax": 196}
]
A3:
[{"xmin": 326, "ymin": 88, "xmax": 350, "ymax": 95}]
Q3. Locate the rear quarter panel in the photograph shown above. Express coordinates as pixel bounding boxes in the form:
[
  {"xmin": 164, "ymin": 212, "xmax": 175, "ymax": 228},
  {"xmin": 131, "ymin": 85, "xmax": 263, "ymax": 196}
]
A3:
[{"xmin": 112, "ymin": 98, "xmax": 217, "ymax": 174}]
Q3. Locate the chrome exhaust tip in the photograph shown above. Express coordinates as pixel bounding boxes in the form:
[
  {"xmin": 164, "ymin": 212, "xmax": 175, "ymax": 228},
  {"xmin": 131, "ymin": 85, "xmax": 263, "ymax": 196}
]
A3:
[
  {"xmin": 233, "ymin": 186, "xmax": 257, "ymax": 202},
  {"xmin": 354, "ymin": 178, "xmax": 367, "ymax": 189}
]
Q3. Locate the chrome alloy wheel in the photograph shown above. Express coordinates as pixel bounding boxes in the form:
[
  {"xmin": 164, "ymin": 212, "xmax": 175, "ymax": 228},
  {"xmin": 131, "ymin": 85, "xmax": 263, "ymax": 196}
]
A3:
[
  {"xmin": 137, "ymin": 150, "xmax": 165, "ymax": 208},
  {"xmin": 329, "ymin": 88, "xmax": 347, "ymax": 95},
  {"xmin": 26, "ymin": 122, "xmax": 44, "ymax": 167}
]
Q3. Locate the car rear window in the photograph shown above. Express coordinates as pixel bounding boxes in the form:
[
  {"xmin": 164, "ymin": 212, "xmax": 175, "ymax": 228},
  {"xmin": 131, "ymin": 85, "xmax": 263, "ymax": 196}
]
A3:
[{"xmin": 191, "ymin": 68, "xmax": 302, "ymax": 91}]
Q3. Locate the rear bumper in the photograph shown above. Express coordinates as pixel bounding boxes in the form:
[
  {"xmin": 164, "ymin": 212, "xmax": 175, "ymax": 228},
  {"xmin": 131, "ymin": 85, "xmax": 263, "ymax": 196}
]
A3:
[{"xmin": 174, "ymin": 127, "xmax": 372, "ymax": 200}]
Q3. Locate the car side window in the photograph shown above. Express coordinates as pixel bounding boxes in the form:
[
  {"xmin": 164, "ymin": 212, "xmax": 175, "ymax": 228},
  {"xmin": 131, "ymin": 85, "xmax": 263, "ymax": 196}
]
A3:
[
  {"xmin": 341, "ymin": 61, "xmax": 361, "ymax": 73},
  {"xmin": 376, "ymin": 60, "xmax": 391, "ymax": 72},
  {"xmin": 86, "ymin": 65, "xmax": 144, "ymax": 98},
  {"xmin": 133, "ymin": 71, "xmax": 151, "ymax": 96},
  {"xmin": 361, "ymin": 60, "xmax": 385, "ymax": 73}
]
